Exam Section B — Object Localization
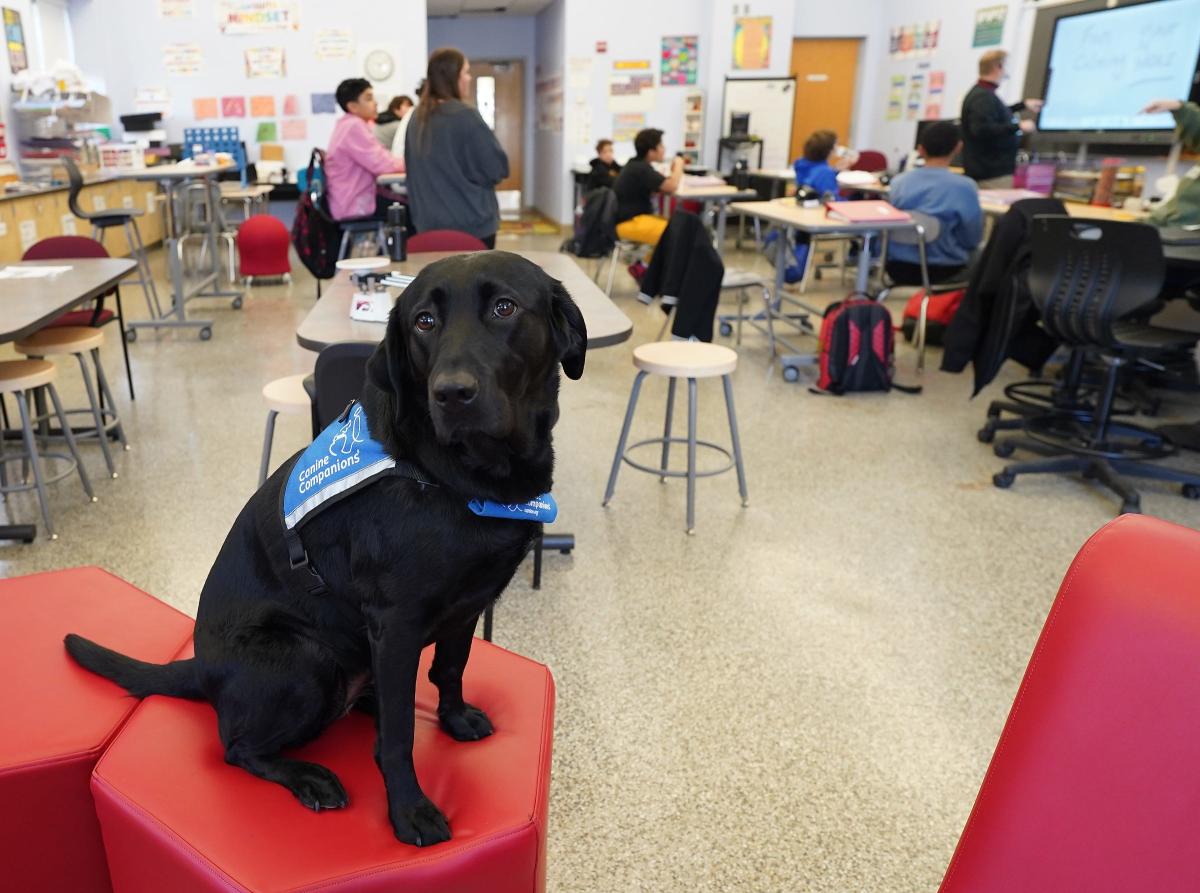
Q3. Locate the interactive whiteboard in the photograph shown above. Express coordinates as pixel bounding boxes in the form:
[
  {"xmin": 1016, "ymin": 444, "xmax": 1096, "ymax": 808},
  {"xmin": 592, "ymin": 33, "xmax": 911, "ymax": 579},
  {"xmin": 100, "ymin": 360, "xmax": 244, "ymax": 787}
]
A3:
[
  {"xmin": 1040, "ymin": 0, "xmax": 1200, "ymax": 132},
  {"xmin": 722, "ymin": 77, "xmax": 795, "ymax": 170}
]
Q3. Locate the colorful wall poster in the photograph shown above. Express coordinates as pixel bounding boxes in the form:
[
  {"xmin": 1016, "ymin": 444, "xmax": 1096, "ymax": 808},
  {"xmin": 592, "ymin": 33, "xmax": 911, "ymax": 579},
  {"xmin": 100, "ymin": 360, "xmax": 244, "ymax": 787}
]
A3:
[
  {"xmin": 612, "ymin": 112, "xmax": 645, "ymax": 143},
  {"xmin": 310, "ymin": 92, "xmax": 337, "ymax": 114},
  {"xmin": 249, "ymin": 95, "xmax": 276, "ymax": 117},
  {"xmin": 661, "ymin": 35, "xmax": 698, "ymax": 86},
  {"xmin": 215, "ymin": 0, "xmax": 299, "ymax": 34},
  {"xmin": 280, "ymin": 118, "xmax": 307, "ymax": 141},
  {"xmin": 158, "ymin": 0, "xmax": 194, "ymax": 17},
  {"xmin": 163, "ymin": 42, "xmax": 202, "ymax": 76},
  {"xmin": 221, "ymin": 95, "xmax": 246, "ymax": 118},
  {"xmin": 906, "ymin": 73, "xmax": 926, "ymax": 120},
  {"xmin": 973, "ymin": 6, "xmax": 1007, "ymax": 48},
  {"xmin": 3, "ymin": 7, "xmax": 25, "ymax": 74},
  {"xmin": 924, "ymin": 102, "xmax": 943, "ymax": 120},
  {"xmin": 134, "ymin": 87, "xmax": 171, "ymax": 114},
  {"xmin": 608, "ymin": 73, "xmax": 655, "ymax": 113},
  {"xmin": 244, "ymin": 46, "xmax": 285, "ymax": 78},
  {"xmin": 313, "ymin": 27, "xmax": 354, "ymax": 61},
  {"xmin": 255, "ymin": 121, "xmax": 277, "ymax": 142},
  {"xmin": 192, "ymin": 97, "xmax": 219, "ymax": 119},
  {"xmin": 732, "ymin": 16, "xmax": 771, "ymax": 70},
  {"xmin": 889, "ymin": 20, "xmax": 940, "ymax": 59},
  {"xmin": 282, "ymin": 94, "xmax": 299, "ymax": 115},
  {"xmin": 928, "ymin": 71, "xmax": 945, "ymax": 94},
  {"xmin": 887, "ymin": 74, "xmax": 905, "ymax": 121},
  {"xmin": 613, "ymin": 59, "xmax": 651, "ymax": 71}
]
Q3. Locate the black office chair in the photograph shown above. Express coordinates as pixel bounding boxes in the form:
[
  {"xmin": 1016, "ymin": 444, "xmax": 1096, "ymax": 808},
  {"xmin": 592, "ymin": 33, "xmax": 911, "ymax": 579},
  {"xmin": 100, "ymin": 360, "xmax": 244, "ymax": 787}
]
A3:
[
  {"xmin": 992, "ymin": 216, "xmax": 1200, "ymax": 514},
  {"xmin": 62, "ymin": 157, "xmax": 163, "ymax": 325},
  {"xmin": 306, "ymin": 341, "xmax": 377, "ymax": 435}
]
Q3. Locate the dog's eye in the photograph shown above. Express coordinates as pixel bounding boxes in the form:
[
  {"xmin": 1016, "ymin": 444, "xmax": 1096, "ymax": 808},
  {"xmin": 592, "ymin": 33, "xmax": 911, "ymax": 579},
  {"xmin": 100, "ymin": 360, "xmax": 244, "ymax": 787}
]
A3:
[
  {"xmin": 414, "ymin": 312, "xmax": 436, "ymax": 333},
  {"xmin": 493, "ymin": 298, "xmax": 517, "ymax": 319}
]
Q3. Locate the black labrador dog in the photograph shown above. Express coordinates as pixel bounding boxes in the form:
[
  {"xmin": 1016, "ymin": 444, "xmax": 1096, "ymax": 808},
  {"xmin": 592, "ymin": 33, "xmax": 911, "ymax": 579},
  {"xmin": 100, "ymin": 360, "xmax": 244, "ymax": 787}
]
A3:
[{"xmin": 65, "ymin": 251, "xmax": 586, "ymax": 846}]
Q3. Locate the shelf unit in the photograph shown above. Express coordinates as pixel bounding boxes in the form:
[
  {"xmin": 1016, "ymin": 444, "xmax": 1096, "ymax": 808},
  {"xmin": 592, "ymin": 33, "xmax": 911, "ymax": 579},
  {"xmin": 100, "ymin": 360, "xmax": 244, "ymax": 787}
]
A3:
[{"xmin": 681, "ymin": 90, "xmax": 704, "ymax": 166}]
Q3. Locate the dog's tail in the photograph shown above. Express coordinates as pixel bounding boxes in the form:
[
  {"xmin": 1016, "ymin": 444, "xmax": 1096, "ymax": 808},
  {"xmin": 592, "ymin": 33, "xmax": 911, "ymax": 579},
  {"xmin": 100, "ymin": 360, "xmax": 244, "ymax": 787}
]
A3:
[{"xmin": 64, "ymin": 634, "xmax": 204, "ymax": 700}]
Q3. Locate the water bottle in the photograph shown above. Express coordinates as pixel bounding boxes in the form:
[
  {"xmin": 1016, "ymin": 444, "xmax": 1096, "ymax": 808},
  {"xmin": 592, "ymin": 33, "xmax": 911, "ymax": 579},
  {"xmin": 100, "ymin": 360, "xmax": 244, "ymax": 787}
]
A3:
[{"xmin": 386, "ymin": 203, "xmax": 407, "ymax": 262}]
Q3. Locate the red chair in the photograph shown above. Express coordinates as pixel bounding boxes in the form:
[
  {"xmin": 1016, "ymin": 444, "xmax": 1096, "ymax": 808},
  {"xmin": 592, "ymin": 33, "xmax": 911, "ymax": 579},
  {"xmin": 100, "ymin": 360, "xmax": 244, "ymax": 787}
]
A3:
[
  {"xmin": 23, "ymin": 236, "xmax": 134, "ymax": 400},
  {"xmin": 939, "ymin": 514, "xmax": 1200, "ymax": 893},
  {"xmin": 92, "ymin": 638, "xmax": 555, "ymax": 893},
  {"xmin": 0, "ymin": 567, "xmax": 194, "ymax": 893},
  {"xmin": 408, "ymin": 229, "xmax": 488, "ymax": 253},
  {"xmin": 235, "ymin": 214, "xmax": 291, "ymax": 280},
  {"xmin": 850, "ymin": 150, "xmax": 888, "ymax": 173}
]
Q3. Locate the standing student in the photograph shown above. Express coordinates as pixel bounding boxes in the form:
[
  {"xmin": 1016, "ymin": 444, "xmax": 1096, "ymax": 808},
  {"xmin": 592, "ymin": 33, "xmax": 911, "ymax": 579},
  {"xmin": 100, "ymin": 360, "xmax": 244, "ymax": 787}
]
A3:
[
  {"xmin": 374, "ymin": 95, "xmax": 413, "ymax": 151},
  {"xmin": 405, "ymin": 49, "xmax": 509, "ymax": 248},
  {"xmin": 585, "ymin": 139, "xmax": 621, "ymax": 191},
  {"xmin": 612, "ymin": 128, "xmax": 684, "ymax": 249},
  {"xmin": 325, "ymin": 78, "xmax": 405, "ymax": 221},
  {"xmin": 961, "ymin": 50, "xmax": 1043, "ymax": 187},
  {"xmin": 885, "ymin": 120, "xmax": 983, "ymax": 284}
]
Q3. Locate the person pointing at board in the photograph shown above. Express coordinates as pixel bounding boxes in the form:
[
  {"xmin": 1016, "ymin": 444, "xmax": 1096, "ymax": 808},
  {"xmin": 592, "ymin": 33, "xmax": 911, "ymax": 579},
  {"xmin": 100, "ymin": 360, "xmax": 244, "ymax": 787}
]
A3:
[
  {"xmin": 960, "ymin": 49, "xmax": 1043, "ymax": 188},
  {"xmin": 1140, "ymin": 99, "xmax": 1200, "ymax": 229}
]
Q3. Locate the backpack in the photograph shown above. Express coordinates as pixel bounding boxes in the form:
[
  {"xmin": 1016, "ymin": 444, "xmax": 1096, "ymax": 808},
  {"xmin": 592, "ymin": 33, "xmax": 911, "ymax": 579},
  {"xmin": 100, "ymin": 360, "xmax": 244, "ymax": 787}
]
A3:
[
  {"xmin": 901, "ymin": 288, "xmax": 966, "ymax": 346},
  {"xmin": 815, "ymin": 297, "xmax": 921, "ymax": 394},
  {"xmin": 561, "ymin": 188, "xmax": 617, "ymax": 259},
  {"xmin": 290, "ymin": 149, "xmax": 341, "ymax": 280}
]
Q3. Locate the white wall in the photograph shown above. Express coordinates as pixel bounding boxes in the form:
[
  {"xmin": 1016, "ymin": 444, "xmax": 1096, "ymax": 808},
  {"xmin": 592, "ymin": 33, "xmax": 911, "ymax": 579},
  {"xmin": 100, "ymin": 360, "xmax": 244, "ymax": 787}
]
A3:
[
  {"xmin": 68, "ymin": 0, "xmax": 428, "ymax": 175},
  {"xmin": 533, "ymin": 0, "xmax": 565, "ymax": 222},
  {"xmin": 427, "ymin": 15, "xmax": 536, "ymax": 202}
]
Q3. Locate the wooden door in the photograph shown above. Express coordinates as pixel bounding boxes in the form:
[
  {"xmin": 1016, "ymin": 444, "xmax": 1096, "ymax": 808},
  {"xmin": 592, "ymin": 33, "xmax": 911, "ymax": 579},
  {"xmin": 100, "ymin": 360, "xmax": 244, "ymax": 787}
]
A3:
[
  {"xmin": 789, "ymin": 38, "xmax": 862, "ymax": 163},
  {"xmin": 468, "ymin": 60, "xmax": 523, "ymax": 192}
]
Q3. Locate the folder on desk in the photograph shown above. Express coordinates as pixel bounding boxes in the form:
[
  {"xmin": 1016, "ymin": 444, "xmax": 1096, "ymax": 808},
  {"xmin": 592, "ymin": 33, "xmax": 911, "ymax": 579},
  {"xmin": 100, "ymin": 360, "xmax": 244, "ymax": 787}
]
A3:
[{"xmin": 824, "ymin": 200, "xmax": 911, "ymax": 223}]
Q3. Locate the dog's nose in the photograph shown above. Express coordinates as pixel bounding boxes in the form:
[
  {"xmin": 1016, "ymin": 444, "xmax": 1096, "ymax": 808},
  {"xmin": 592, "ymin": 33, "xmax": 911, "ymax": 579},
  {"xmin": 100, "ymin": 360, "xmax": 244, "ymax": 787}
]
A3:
[{"xmin": 432, "ymin": 372, "xmax": 479, "ymax": 408}]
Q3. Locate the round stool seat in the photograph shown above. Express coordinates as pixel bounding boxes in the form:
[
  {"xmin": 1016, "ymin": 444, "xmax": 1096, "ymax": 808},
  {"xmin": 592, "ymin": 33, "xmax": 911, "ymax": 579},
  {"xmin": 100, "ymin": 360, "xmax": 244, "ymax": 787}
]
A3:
[
  {"xmin": 633, "ymin": 341, "xmax": 738, "ymax": 379},
  {"xmin": 0, "ymin": 358, "xmax": 56, "ymax": 392},
  {"xmin": 15, "ymin": 325, "xmax": 104, "ymax": 356},
  {"xmin": 262, "ymin": 373, "xmax": 312, "ymax": 414}
]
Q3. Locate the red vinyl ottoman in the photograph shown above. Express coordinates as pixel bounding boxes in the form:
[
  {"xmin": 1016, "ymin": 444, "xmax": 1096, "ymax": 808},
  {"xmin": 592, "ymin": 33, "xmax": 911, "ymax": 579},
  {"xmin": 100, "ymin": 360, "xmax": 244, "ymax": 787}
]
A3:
[
  {"xmin": 0, "ymin": 567, "xmax": 195, "ymax": 893},
  {"xmin": 92, "ymin": 639, "xmax": 555, "ymax": 893}
]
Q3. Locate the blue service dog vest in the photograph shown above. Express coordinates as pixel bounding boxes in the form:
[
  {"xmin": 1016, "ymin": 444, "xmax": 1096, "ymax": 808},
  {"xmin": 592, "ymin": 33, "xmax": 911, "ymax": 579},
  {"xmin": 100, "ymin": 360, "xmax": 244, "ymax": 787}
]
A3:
[{"xmin": 280, "ymin": 402, "xmax": 556, "ymax": 593}]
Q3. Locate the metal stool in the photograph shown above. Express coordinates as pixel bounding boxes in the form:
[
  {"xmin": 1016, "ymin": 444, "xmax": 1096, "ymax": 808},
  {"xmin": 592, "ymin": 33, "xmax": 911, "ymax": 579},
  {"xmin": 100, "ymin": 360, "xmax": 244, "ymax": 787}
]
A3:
[
  {"xmin": 260, "ymin": 373, "xmax": 312, "ymax": 485},
  {"xmin": 603, "ymin": 342, "xmax": 748, "ymax": 534},
  {"xmin": 0, "ymin": 359, "xmax": 95, "ymax": 539},
  {"xmin": 14, "ymin": 327, "xmax": 128, "ymax": 479},
  {"xmin": 337, "ymin": 218, "xmax": 387, "ymax": 260}
]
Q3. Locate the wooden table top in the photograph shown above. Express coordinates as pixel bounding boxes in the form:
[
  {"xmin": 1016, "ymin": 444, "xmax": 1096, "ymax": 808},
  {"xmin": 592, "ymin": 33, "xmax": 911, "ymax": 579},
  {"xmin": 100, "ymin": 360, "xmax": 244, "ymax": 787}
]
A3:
[
  {"xmin": 675, "ymin": 184, "xmax": 759, "ymax": 201},
  {"xmin": 128, "ymin": 161, "xmax": 237, "ymax": 181},
  {"xmin": 296, "ymin": 250, "xmax": 634, "ymax": 353},
  {"xmin": 0, "ymin": 258, "xmax": 136, "ymax": 343},
  {"xmin": 729, "ymin": 198, "xmax": 919, "ymax": 233}
]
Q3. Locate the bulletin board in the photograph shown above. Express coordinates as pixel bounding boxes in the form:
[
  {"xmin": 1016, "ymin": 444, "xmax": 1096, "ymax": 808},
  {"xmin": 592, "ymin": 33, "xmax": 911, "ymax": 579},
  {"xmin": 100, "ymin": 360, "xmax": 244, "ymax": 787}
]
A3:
[{"xmin": 721, "ymin": 77, "xmax": 795, "ymax": 171}]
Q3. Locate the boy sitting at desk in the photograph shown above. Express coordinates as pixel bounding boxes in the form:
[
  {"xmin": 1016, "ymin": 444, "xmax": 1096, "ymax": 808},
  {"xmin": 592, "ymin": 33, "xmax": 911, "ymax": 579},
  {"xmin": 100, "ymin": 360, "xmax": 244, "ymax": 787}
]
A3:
[
  {"xmin": 613, "ymin": 128, "xmax": 684, "ymax": 250},
  {"xmin": 885, "ymin": 120, "xmax": 983, "ymax": 285},
  {"xmin": 325, "ymin": 78, "xmax": 405, "ymax": 222},
  {"xmin": 585, "ymin": 139, "xmax": 622, "ymax": 191},
  {"xmin": 793, "ymin": 130, "xmax": 854, "ymax": 198}
]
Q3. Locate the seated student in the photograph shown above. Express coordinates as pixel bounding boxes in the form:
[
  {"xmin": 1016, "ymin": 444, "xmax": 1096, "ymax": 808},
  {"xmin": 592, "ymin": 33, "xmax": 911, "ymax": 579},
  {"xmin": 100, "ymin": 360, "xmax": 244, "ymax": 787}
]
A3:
[
  {"xmin": 374, "ymin": 95, "xmax": 413, "ymax": 150},
  {"xmin": 612, "ymin": 128, "xmax": 684, "ymax": 250},
  {"xmin": 885, "ymin": 120, "xmax": 984, "ymax": 285},
  {"xmin": 325, "ymin": 78, "xmax": 405, "ymax": 221},
  {"xmin": 793, "ymin": 130, "xmax": 852, "ymax": 197},
  {"xmin": 585, "ymin": 139, "xmax": 621, "ymax": 191}
]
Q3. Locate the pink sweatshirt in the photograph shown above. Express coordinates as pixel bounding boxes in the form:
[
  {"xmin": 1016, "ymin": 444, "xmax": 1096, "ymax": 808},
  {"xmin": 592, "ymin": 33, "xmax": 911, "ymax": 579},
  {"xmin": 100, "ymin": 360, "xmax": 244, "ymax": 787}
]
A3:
[{"xmin": 325, "ymin": 114, "xmax": 404, "ymax": 220}]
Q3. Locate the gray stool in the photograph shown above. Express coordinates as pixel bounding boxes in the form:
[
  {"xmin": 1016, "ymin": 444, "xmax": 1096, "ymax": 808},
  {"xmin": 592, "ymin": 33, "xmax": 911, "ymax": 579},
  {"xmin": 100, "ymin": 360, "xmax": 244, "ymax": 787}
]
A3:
[
  {"xmin": 259, "ymin": 373, "xmax": 312, "ymax": 485},
  {"xmin": 603, "ymin": 342, "xmax": 748, "ymax": 534},
  {"xmin": 0, "ymin": 359, "xmax": 96, "ymax": 539}
]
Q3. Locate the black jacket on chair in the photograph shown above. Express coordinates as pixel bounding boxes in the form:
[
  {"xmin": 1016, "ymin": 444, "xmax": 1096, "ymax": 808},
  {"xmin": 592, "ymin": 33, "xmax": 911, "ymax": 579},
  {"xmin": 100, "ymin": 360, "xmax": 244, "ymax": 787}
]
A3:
[
  {"xmin": 638, "ymin": 210, "xmax": 724, "ymax": 342},
  {"xmin": 941, "ymin": 198, "xmax": 1063, "ymax": 394}
]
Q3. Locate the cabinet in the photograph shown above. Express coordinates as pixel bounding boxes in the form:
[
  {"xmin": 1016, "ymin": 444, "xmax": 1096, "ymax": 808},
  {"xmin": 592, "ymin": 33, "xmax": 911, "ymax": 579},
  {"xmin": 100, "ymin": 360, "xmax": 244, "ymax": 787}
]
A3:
[{"xmin": 681, "ymin": 91, "xmax": 704, "ymax": 166}]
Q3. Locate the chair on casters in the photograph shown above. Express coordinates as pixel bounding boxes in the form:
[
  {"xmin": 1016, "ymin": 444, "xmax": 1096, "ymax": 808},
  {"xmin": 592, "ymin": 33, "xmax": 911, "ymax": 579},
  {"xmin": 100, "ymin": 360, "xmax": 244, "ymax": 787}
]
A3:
[
  {"xmin": 991, "ymin": 216, "xmax": 1200, "ymax": 514},
  {"xmin": 61, "ymin": 157, "xmax": 163, "ymax": 326},
  {"xmin": 23, "ymin": 236, "xmax": 136, "ymax": 400},
  {"xmin": 408, "ymin": 230, "xmax": 487, "ymax": 253}
]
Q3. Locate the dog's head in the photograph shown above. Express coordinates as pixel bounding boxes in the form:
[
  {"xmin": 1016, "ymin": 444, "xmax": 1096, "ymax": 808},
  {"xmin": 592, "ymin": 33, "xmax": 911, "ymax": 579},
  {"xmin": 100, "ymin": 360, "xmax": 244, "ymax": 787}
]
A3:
[{"xmin": 362, "ymin": 251, "xmax": 587, "ymax": 502}]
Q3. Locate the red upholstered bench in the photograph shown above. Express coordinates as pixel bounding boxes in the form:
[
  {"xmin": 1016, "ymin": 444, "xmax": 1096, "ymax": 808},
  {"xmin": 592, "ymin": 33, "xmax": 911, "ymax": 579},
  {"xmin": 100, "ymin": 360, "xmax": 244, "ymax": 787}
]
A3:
[
  {"xmin": 92, "ymin": 639, "xmax": 555, "ymax": 893},
  {"xmin": 0, "ymin": 567, "xmax": 195, "ymax": 893}
]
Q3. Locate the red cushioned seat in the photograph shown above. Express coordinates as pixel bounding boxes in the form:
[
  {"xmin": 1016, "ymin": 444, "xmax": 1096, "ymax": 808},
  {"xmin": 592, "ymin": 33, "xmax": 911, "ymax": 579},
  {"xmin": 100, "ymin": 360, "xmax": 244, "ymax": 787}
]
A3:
[
  {"xmin": 237, "ymin": 214, "xmax": 292, "ymax": 277},
  {"xmin": 47, "ymin": 309, "xmax": 117, "ymax": 327},
  {"xmin": 92, "ymin": 639, "xmax": 554, "ymax": 893},
  {"xmin": 0, "ymin": 568, "xmax": 195, "ymax": 893},
  {"xmin": 939, "ymin": 514, "xmax": 1200, "ymax": 892}
]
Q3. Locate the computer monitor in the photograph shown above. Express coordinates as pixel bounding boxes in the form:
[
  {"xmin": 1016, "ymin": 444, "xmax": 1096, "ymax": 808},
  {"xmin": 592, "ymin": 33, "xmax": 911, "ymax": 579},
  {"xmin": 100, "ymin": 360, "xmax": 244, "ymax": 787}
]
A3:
[{"xmin": 729, "ymin": 112, "xmax": 750, "ymax": 139}]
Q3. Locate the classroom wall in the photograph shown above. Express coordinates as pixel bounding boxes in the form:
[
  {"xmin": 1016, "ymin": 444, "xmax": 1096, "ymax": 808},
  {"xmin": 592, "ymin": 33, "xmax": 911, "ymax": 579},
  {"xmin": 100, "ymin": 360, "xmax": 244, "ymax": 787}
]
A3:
[
  {"xmin": 533, "ymin": 0, "xmax": 566, "ymax": 222},
  {"xmin": 426, "ymin": 14, "xmax": 536, "ymax": 204},
  {"xmin": 0, "ymin": 0, "xmax": 41, "ymax": 168},
  {"xmin": 67, "ymin": 0, "xmax": 428, "ymax": 176}
]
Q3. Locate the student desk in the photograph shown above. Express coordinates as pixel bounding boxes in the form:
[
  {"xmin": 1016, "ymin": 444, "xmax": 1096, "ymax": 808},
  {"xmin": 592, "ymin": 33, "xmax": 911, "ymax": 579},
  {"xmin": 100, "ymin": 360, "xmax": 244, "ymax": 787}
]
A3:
[
  {"xmin": 729, "ymin": 198, "xmax": 920, "ymax": 381},
  {"xmin": 127, "ymin": 161, "xmax": 242, "ymax": 341},
  {"xmin": 749, "ymin": 168, "xmax": 797, "ymax": 199},
  {"xmin": 668, "ymin": 184, "xmax": 760, "ymax": 257},
  {"xmin": 0, "ymin": 258, "xmax": 136, "ymax": 543}
]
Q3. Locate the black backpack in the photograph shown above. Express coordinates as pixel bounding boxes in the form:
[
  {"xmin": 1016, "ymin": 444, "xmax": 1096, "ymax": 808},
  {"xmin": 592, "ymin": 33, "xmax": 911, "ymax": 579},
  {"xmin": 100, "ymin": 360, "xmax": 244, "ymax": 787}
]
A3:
[
  {"xmin": 815, "ymin": 297, "xmax": 921, "ymax": 395},
  {"xmin": 290, "ymin": 149, "xmax": 341, "ymax": 280},
  {"xmin": 561, "ymin": 188, "xmax": 616, "ymax": 259}
]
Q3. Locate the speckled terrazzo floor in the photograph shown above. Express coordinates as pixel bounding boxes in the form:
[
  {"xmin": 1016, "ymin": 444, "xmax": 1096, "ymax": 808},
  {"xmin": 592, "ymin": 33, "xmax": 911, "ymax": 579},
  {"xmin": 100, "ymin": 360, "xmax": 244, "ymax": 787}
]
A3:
[{"xmin": 3, "ymin": 229, "xmax": 1199, "ymax": 892}]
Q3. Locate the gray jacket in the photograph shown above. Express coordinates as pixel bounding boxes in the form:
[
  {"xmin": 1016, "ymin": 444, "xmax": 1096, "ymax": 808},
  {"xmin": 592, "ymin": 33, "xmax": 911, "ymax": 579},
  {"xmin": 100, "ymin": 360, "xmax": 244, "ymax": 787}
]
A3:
[{"xmin": 405, "ymin": 100, "xmax": 509, "ymax": 239}]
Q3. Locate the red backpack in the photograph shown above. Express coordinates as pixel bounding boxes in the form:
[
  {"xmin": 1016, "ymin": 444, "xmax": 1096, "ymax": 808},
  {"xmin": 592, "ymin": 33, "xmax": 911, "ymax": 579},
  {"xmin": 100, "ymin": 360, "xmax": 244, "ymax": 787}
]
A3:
[
  {"xmin": 815, "ymin": 297, "xmax": 921, "ymax": 395},
  {"xmin": 901, "ymin": 288, "xmax": 966, "ymax": 346}
]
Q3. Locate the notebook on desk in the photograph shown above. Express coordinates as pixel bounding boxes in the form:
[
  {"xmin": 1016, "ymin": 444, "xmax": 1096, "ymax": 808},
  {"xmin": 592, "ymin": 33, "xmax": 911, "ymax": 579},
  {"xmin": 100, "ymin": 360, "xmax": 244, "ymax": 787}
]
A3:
[{"xmin": 824, "ymin": 200, "xmax": 911, "ymax": 223}]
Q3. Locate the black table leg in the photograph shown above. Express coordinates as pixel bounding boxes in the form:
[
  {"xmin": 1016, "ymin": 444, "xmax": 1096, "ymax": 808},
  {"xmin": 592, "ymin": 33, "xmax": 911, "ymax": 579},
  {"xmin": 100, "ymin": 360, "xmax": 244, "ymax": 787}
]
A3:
[{"xmin": 0, "ymin": 524, "xmax": 37, "ymax": 543}]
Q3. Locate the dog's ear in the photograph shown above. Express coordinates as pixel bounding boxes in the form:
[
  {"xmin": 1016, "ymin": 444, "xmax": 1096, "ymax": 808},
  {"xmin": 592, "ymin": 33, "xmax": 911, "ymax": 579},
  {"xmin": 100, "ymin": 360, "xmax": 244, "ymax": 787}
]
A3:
[
  {"xmin": 549, "ymin": 280, "xmax": 587, "ymax": 380},
  {"xmin": 365, "ymin": 305, "xmax": 408, "ymax": 426}
]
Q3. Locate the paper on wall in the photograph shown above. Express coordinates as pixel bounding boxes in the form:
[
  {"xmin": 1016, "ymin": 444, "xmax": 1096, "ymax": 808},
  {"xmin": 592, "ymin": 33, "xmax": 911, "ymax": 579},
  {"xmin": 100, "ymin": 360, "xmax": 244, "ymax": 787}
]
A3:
[
  {"xmin": 216, "ymin": 0, "xmax": 299, "ymax": 34},
  {"xmin": 221, "ymin": 96, "xmax": 246, "ymax": 117},
  {"xmin": 568, "ymin": 57, "xmax": 591, "ymax": 90},
  {"xmin": 250, "ymin": 95, "xmax": 276, "ymax": 117},
  {"xmin": 313, "ymin": 27, "xmax": 354, "ymax": 61},
  {"xmin": 256, "ymin": 121, "xmax": 278, "ymax": 142},
  {"xmin": 158, "ymin": 0, "xmax": 193, "ymax": 17},
  {"xmin": 608, "ymin": 74, "xmax": 654, "ymax": 113},
  {"xmin": 134, "ymin": 87, "xmax": 171, "ymax": 114},
  {"xmin": 60, "ymin": 213, "xmax": 77, "ymax": 235},
  {"xmin": 282, "ymin": 94, "xmax": 298, "ymax": 115},
  {"xmin": 193, "ymin": 97, "xmax": 219, "ymax": 119},
  {"xmin": 536, "ymin": 74, "xmax": 563, "ymax": 132},
  {"xmin": 311, "ymin": 92, "xmax": 337, "ymax": 114},
  {"xmin": 244, "ymin": 46, "xmax": 285, "ymax": 79},
  {"xmin": 281, "ymin": 118, "xmax": 307, "ymax": 141},
  {"xmin": 612, "ymin": 112, "xmax": 645, "ymax": 143},
  {"xmin": 163, "ymin": 43, "xmax": 202, "ymax": 76}
]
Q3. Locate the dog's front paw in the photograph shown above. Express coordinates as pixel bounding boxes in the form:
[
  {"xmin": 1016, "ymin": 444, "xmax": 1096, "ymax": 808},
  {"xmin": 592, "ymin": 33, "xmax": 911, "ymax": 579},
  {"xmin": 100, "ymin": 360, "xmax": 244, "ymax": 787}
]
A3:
[
  {"xmin": 390, "ymin": 796, "xmax": 451, "ymax": 846},
  {"xmin": 438, "ymin": 702, "xmax": 494, "ymax": 741}
]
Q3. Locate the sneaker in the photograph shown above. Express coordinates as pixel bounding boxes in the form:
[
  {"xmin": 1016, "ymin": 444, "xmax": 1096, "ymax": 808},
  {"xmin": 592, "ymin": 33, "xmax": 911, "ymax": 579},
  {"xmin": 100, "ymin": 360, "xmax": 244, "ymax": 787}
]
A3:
[{"xmin": 627, "ymin": 261, "xmax": 646, "ymax": 282}]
